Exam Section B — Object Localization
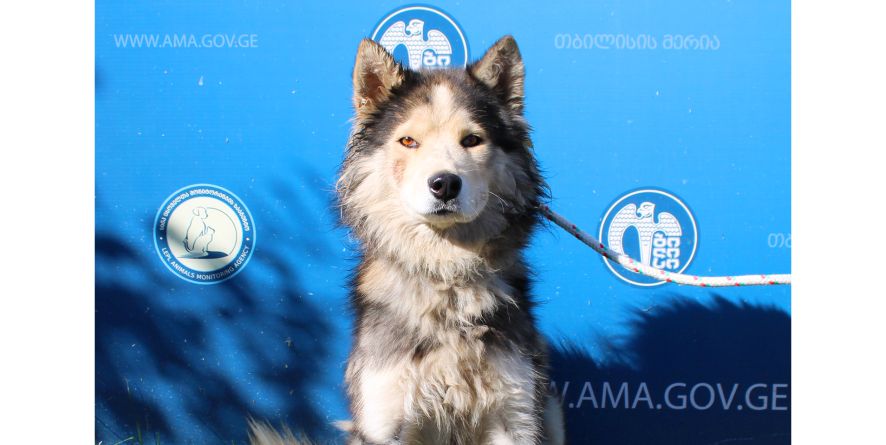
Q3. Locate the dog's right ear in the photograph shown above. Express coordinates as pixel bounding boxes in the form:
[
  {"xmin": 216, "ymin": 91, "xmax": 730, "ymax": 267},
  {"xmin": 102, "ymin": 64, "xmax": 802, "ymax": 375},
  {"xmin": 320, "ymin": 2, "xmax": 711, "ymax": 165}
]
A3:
[{"xmin": 352, "ymin": 39, "xmax": 404, "ymax": 119}]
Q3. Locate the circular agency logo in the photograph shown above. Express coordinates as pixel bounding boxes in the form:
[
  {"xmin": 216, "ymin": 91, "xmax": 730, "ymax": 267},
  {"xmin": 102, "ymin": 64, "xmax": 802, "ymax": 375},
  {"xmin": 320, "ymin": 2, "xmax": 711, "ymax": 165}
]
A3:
[
  {"xmin": 599, "ymin": 188, "xmax": 698, "ymax": 286},
  {"xmin": 371, "ymin": 5, "xmax": 469, "ymax": 70},
  {"xmin": 153, "ymin": 184, "xmax": 256, "ymax": 284}
]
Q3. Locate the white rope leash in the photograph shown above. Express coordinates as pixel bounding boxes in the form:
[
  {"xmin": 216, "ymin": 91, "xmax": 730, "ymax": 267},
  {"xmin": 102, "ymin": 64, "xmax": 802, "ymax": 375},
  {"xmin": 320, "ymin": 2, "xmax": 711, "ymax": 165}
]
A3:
[{"xmin": 539, "ymin": 204, "xmax": 791, "ymax": 287}]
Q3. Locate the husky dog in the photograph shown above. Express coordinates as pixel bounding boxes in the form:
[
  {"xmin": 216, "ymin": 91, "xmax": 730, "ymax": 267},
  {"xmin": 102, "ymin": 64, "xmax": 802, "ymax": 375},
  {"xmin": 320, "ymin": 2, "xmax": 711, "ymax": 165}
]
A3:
[
  {"xmin": 336, "ymin": 35, "xmax": 563, "ymax": 445},
  {"xmin": 251, "ymin": 36, "xmax": 564, "ymax": 445}
]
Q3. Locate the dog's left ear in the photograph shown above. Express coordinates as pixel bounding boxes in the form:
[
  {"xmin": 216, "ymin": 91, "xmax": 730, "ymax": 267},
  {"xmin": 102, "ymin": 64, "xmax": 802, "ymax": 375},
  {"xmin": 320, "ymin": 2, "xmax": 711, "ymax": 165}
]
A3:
[{"xmin": 469, "ymin": 35, "xmax": 525, "ymax": 113}]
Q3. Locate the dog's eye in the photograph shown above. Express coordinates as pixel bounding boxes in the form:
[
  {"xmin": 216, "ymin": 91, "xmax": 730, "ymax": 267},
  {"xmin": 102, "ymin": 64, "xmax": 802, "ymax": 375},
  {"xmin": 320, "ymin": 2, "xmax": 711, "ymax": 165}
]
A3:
[
  {"xmin": 398, "ymin": 136, "xmax": 419, "ymax": 149},
  {"xmin": 460, "ymin": 134, "xmax": 482, "ymax": 148}
]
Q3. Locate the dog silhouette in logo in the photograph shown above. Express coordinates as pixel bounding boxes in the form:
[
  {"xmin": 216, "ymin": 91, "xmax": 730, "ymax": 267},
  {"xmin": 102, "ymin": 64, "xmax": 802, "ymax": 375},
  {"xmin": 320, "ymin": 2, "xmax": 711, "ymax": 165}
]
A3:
[
  {"xmin": 183, "ymin": 207, "xmax": 219, "ymax": 258},
  {"xmin": 377, "ymin": 19, "xmax": 453, "ymax": 69}
]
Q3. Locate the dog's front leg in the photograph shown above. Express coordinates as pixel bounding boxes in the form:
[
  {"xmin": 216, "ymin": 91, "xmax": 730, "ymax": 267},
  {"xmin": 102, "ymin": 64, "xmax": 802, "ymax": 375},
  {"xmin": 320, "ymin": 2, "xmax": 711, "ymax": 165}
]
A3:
[
  {"xmin": 485, "ymin": 405, "xmax": 543, "ymax": 445},
  {"xmin": 348, "ymin": 363, "xmax": 409, "ymax": 445},
  {"xmin": 482, "ymin": 350, "xmax": 552, "ymax": 445}
]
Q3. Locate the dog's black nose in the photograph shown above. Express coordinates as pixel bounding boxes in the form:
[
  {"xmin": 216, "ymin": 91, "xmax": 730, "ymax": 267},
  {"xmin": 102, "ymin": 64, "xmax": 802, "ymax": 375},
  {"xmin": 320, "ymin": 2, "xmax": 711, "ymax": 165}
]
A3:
[{"xmin": 428, "ymin": 172, "xmax": 462, "ymax": 202}]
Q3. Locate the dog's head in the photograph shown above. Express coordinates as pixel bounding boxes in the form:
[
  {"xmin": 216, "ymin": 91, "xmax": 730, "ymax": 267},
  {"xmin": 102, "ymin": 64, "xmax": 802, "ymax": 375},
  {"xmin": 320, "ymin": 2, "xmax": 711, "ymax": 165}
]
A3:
[{"xmin": 338, "ymin": 36, "xmax": 546, "ymax": 278}]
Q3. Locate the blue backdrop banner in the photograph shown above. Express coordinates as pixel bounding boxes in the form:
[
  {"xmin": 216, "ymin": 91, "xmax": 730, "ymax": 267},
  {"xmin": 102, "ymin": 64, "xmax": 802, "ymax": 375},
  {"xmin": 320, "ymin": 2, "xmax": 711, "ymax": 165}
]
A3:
[{"xmin": 96, "ymin": 1, "xmax": 790, "ymax": 443}]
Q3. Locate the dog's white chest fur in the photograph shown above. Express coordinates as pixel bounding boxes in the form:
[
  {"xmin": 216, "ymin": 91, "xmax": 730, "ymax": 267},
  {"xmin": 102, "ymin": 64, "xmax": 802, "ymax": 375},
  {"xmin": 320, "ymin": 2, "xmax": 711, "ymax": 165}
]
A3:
[{"xmin": 350, "ymin": 276, "xmax": 545, "ymax": 444}]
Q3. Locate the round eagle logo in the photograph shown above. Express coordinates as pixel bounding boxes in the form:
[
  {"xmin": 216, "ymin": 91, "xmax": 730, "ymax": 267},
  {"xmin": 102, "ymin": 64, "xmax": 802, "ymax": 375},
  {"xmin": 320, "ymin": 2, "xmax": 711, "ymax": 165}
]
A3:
[
  {"xmin": 371, "ymin": 5, "xmax": 469, "ymax": 70},
  {"xmin": 599, "ymin": 188, "xmax": 698, "ymax": 286}
]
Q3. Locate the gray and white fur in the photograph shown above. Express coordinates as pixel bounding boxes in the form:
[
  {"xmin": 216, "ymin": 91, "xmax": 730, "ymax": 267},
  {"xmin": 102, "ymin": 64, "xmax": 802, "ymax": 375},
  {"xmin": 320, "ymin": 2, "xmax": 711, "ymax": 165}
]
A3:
[{"xmin": 252, "ymin": 35, "xmax": 564, "ymax": 445}]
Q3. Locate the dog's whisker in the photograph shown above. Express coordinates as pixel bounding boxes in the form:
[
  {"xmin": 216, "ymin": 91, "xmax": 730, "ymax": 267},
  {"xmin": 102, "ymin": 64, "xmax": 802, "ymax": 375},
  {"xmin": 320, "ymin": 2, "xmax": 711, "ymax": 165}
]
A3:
[{"xmin": 486, "ymin": 191, "xmax": 509, "ymax": 213}]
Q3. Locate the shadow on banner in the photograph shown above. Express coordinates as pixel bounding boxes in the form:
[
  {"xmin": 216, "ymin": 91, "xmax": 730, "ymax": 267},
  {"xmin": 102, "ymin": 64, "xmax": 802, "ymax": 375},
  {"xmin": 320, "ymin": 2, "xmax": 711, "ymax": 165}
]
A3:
[{"xmin": 550, "ymin": 296, "xmax": 791, "ymax": 444}]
